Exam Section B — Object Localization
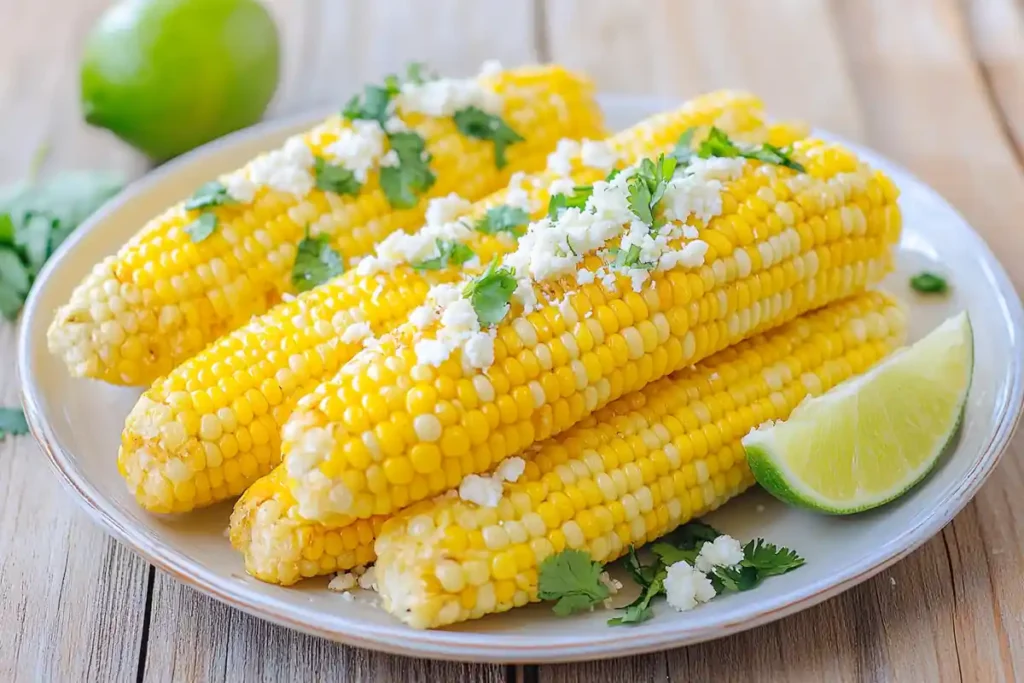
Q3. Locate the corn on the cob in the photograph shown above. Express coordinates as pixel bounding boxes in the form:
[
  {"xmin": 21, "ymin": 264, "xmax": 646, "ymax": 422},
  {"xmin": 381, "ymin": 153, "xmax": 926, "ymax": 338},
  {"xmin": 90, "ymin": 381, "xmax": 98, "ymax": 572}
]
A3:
[
  {"xmin": 373, "ymin": 292, "xmax": 907, "ymax": 628},
  {"xmin": 120, "ymin": 92, "xmax": 786, "ymax": 514},
  {"xmin": 282, "ymin": 131, "xmax": 902, "ymax": 526},
  {"xmin": 49, "ymin": 65, "xmax": 605, "ymax": 386}
]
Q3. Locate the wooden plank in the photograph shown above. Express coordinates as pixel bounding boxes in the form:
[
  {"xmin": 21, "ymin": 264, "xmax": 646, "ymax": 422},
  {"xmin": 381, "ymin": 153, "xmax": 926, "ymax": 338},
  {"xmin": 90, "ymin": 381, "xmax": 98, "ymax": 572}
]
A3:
[
  {"xmin": 0, "ymin": 0, "xmax": 151, "ymax": 681},
  {"xmin": 141, "ymin": 579, "xmax": 507, "ymax": 683}
]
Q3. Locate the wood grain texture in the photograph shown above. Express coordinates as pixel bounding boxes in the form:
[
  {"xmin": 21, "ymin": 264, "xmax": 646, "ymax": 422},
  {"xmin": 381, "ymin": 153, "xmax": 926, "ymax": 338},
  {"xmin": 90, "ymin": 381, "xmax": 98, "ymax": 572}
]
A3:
[{"xmin": 3, "ymin": 0, "xmax": 1024, "ymax": 681}]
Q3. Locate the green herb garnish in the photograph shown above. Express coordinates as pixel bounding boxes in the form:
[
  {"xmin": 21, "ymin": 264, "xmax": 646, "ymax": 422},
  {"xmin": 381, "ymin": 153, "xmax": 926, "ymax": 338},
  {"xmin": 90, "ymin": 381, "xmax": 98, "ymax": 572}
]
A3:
[
  {"xmin": 463, "ymin": 259, "xmax": 517, "ymax": 326},
  {"xmin": 475, "ymin": 205, "xmax": 529, "ymax": 237},
  {"xmin": 740, "ymin": 539, "xmax": 806, "ymax": 578},
  {"xmin": 184, "ymin": 181, "xmax": 234, "ymax": 211},
  {"xmin": 343, "ymin": 81, "xmax": 400, "ymax": 124},
  {"xmin": 453, "ymin": 106, "xmax": 524, "ymax": 169},
  {"xmin": 313, "ymin": 157, "xmax": 361, "ymax": 196},
  {"xmin": 547, "ymin": 185, "xmax": 594, "ymax": 219},
  {"xmin": 404, "ymin": 62, "xmax": 436, "ymax": 85},
  {"xmin": 414, "ymin": 239, "xmax": 476, "ymax": 271},
  {"xmin": 0, "ymin": 170, "xmax": 123, "ymax": 319},
  {"xmin": 0, "ymin": 407, "xmax": 28, "ymax": 440},
  {"xmin": 610, "ymin": 244, "xmax": 655, "ymax": 271},
  {"xmin": 185, "ymin": 213, "xmax": 218, "ymax": 243},
  {"xmin": 292, "ymin": 231, "xmax": 344, "ymax": 292},
  {"xmin": 626, "ymin": 154, "xmax": 677, "ymax": 231},
  {"xmin": 688, "ymin": 127, "xmax": 805, "ymax": 172},
  {"xmin": 538, "ymin": 548, "xmax": 610, "ymax": 616},
  {"xmin": 380, "ymin": 131, "xmax": 436, "ymax": 209},
  {"xmin": 910, "ymin": 272, "xmax": 948, "ymax": 294}
]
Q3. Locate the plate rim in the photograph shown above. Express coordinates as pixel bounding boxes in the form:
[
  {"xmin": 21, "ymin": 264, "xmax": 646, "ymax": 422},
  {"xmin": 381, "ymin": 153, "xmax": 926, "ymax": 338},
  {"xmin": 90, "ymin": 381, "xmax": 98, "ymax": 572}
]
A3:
[{"xmin": 18, "ymin": 93, "xmax": 1024, "ymax": 663}]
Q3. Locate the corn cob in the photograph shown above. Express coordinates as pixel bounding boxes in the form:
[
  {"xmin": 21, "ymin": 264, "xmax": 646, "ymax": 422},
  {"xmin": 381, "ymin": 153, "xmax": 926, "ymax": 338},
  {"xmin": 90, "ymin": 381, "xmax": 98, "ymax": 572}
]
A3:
[
  {"xmin": 373, "ymin": 292, "xmax": 907, "ymax": 628},
  {"xmin": 282, "ymin": 133, "xmax": 902, "ymax": 526},
  {"xmin": 119, "ymin": 92, "xmax": 786, "ymax": 514},
  {"xmin": 48, "ymin": 64, "xmax": 605, "ymax": 386}
]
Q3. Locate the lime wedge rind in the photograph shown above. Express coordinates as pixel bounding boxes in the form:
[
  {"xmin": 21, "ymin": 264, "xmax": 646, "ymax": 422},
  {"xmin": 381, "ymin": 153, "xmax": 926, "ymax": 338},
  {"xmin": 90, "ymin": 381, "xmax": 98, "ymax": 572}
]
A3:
[{"xmin": 743, "ymin": 312, "xmax": 974, "ymax": 515}]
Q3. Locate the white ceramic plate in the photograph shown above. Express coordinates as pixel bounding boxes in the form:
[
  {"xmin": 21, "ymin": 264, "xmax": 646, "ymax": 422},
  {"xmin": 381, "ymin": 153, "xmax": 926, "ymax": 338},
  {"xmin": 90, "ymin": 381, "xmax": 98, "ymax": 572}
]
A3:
[{"xmin": 19, "ymin": 95, "xmax": 1024, "ymax": 663}]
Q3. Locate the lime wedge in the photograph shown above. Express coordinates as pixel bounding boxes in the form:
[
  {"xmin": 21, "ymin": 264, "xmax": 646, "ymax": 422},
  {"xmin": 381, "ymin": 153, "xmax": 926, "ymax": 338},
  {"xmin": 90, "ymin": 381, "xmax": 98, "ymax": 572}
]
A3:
[{"xmin": 743, "ymin": 311, "xmax": 973, "ymax": 514}]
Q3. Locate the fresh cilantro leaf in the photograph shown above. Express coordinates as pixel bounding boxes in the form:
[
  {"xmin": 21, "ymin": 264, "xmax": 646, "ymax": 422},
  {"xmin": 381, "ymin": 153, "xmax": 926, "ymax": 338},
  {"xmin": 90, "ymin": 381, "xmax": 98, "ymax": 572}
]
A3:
[
  {"xmin": 671, "ymin": 127, "xmax": 697, "ymax": 165},
  {"xmin": 612, "ymin": 244, "xmax": 654, "ymax": 271},
  {"xmin": 413, "ymin": 239, "xmax": 475, "ymax": 271},
  {"xmin": 697, "ymin": 127, "xmax": 741, "ymax": 158},
  {"xmin": 711, "ymin": 564, "xmax": 761, "ymax": 594},
  {"xmin": 0, "ymin": 248, "xmax": 31, "ymax": 295},
  {"xmin": 292, "ymin": 232, "xmax": 344, "ymax": 292},
  {"xmin": 910, "ymin": 271, "xmax": 948, "ymax": 294},
  {"xmin": 741, "ymin": 539, "xmax": 805, "ymax": 578},
  {"xmin": 314, "ymin": 157, "xmax": 361, "ymax": 196},
  {"xmin": 743, "ymin": 143, "xmax": 806, "ymax": 172},
  {"xmin": 0, "ymin": 285, "xmax": 22, "ymax": 320},
  {"xmin": 15, "ymin": 213, "xmax": 53, "ymax": 273},
  {"xmin": 547, "ymin": 185, "xmax": 593, "ymax": 219},
  {"xmin": 463, "ymin": 259, "xmax": 517, "ymax": 326},
  {"xmin": 184, "ymin": 181, "xmax": 234, "ymax": 211},
  {"xmin": 623, "ymin": 545, "xmax": 658, "ymax": 588},
  {"xmin": 453, "ymin": 106, "xmax": 524, "ymax": 169},
  {"xmin": 627, "ymin": 175, "xmax": 654, "ymax": 225},
  {"xmin": 405, "ymin": 61, "xmax": 436, "ymax": 85},
  {"xmin": 380, "ymin": 131, "xmax": 436, "ymax": 209},
  {"xmin": 0, "ymin": 171, "xmax": 122, "ymax": 234},
  {"xmin": 0, "ymin": 214, "xmax": 14, "ymax": 245},
  {"xmin": 343, "ymin": 83, "xmax": 398, "ymax": 124},
  {"xmin": 626, "ymin": 154, "xmax": 676, "ymax": 230},
  {"xmin": 650, "ymin": 542, "xmax": 699, "ymax": 567},
  {"xmin": 605, "ymin": 168, "xmax": 622, "ymax": 182},
  {"xmin": 608, "ymin": 568, "xmax": 666, "ymax": 626},
  {"xmin": 665, "ymin": 520, "xmax": 722, "ymax": 548},
  {"xmin": 538, "ymin": 549, "xmax": 610, "ymax": 616},
  {"xmin": 0, "ymin": 407, "xmax": 28, "ymax": 439},
  {"xmin": 475, "ymin": 205, "xmax": 529, "ymax": 237},
  {"xmin": 696, "ymin": 127, "xmax": 805, "ymax": 171},
  {"xmin": 185, "ymin": 213, "xmax": 218, "ymax": 243}
]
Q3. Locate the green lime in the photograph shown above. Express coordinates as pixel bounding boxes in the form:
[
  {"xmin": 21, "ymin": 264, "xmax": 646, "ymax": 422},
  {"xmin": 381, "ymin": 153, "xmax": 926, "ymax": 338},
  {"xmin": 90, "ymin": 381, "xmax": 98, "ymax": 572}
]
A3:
[
  {"xmin": 743, "ymin": 312, "xmax": 973, "ymax": 514},
  {"xmin": 80, "ymin": 0, "xmax": 280, "ymax": 161}
]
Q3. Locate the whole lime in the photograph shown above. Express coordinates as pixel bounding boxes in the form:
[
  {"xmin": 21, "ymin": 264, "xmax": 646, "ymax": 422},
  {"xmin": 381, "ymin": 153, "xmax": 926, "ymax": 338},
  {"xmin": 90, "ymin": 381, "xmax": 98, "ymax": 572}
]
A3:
[{"xmin": 80, "ymin": 0, "xmax": 280, "ymax": 161}]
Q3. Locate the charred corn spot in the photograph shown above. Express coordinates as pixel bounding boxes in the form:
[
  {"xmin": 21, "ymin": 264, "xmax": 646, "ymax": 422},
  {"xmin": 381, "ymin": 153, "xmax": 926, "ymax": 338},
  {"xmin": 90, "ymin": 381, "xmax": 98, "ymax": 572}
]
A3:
[
  {"xmin": 283, "ymin": 135, "xmax": 902, "ymax": 525},
  {"xmin": 49, "ymin": 65, "xmax": 605, "ymax": 386},
  {"xmin": 373, "ymin": 293, "xmax": 907, "ymax": 628},
  {"xmin": 120, "ymin": 90, "xmax": 785, "ymax": 515}
]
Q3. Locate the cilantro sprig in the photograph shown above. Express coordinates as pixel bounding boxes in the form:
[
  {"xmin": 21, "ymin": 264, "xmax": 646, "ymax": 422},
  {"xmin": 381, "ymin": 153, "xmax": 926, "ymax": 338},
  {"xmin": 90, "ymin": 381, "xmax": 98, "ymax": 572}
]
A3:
[
  {"xmin": 673, "ymin": 127, "xmax": 805, "ymax": 172},
  {"xmin": 0, "ymin": 170, "xmax": 123, "ymax": 319},
  {"xmin": 453, "ymin": 106, "xmax": 524, "ymax": 169},
  {"xmin": 463, "ymin": 259, "xmax": 517, "ymax": 326},
  {"xmin": 314, "ymin": 157, "xmax": 361, "ymax": 196},
  {"xmin": 0, "ymin": 407, "xmax": 28, "ymax": 440},
  {"xmin": 537, "ymin": 521, "xmax": 805, "ymax": 626},
  {"xmin": 910, "ymin": 271, "xmax": 948, "ymax": 294},
  {"xmin": 380, "ymin": 131, "xmax": 436, "ymax": 209},
  {"xmin": 475, "ymin": 205, "xmax": 529, "ymax": 237},
  {"xmin": 291, "ymin": 230, "xmax": 344, "ymax": 292},
  {"xmin": 627, "ymin": 154, "xmax": 677, "ymax": 231},
  {"xmin": 608, "ymin": 245, "xmax": 655, "ymax": 271},
  {"xmin": 538, "ymin": 549, "xmax": 610, "ymax": 616},
  {"xmin": 413, "ymin": 239, "xmax": 475, "ymax": 271},
  {"xmin": 547, "ymin": 185, "xmax": 594, "ymax": 219}
]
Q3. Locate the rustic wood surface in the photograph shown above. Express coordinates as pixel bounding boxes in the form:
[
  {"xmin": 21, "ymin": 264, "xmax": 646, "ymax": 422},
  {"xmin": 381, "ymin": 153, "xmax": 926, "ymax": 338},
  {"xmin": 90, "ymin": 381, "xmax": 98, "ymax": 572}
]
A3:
[{"xmin": 1, "ymin": 0, "xmax": 1022, "ymax": 680}]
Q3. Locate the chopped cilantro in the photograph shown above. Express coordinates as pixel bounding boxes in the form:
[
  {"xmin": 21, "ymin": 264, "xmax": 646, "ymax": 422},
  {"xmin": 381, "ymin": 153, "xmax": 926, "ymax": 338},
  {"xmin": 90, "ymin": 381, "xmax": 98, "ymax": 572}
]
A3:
[
  {"xmin": 0, "ymin": 407, "xmax": 28, "ymax": 440},
  {"xmin": 626, "ymin": 154, "xmax": 677, "ymax": 231},
  {"xmin": 665, "ymin": 520, "xmax": 721, "ymax": 547},
  {"xmin": 743, "ymin": 143, "xmax": 806, "ymax": 171},
  {"xmin": 605, "ymin": 167, "xmax": 622, "ymax": 182},
  {"xmin": 741, "ymin": 539, "xmax": 805, "ymax": 578},
  {"xmin": 185, "ymin": 213, "xmax": 218, "ymax": 243},
  {"xmin": 649, "ymin": 542, "xmax": 698, "ymax": 567},
  {"xmin": 710, "ymin": 564, "xmax": 762, "ymax": 593},
  {"xmin": 547, "ymin": 185, "xmax": 593, "ymax": 219},
  {"xmin": 475, "ymin": 205, "xmax": 529, "ymax": 237},
  {"xmin": 538, "ymin": 549, "xmax": 610, "ymax": 616},
  {"xmin": 670, "ymin": 128, "xmax": 697, "ymax": 165},
  {"xmin": 313, "ymin": 157, "xmax": 361, "ymax": 196},
  {"xmin": 184, "ymin": 181, "xmax": 234, "ymax": 211},
  {"xmin": 291, "ymin": 231, "xmax": 344, "ymax": 292},
  {"xmin": 343, "ymin": 83, "xmax": 399, "ymax": 124},
  {"xmin": 607, "ymin": 569, "xmax": 665, "ymax": 626},
  {"xmin": 405, "ymin": 62, "xmax": 436, "ymax": 85},
  {"xmin": 694, "ymin": 127, "xmax": 805, "ymax": 172},
  {"xmin": 611, "ymin": 244, "xmax": 655, "ymax": 271},
  {"xmin": 380, "ymin": 131, "xmax": 436, "ymax": 209},
  {"xmin": 453, "ymin": 107, "xmax": 524, "ymax": 169},
  {"xmin": 910, "ymin": 271, "xmax": 948, "ymax": 294},
  {"xmin": 462, "ymin": 259, "xmax": 517, "ymax": 326},
  {"xmin": 413, "ymin": 239, "xmax": 476, "ymax": 271}
]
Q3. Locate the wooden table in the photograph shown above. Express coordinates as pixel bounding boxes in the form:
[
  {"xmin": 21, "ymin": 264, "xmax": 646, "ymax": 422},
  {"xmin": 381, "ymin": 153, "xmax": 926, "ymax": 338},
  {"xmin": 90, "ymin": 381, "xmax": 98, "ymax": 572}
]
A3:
[{"xmin": 2, "ymin": 0, "xmax": 1023, "ymax": 680}]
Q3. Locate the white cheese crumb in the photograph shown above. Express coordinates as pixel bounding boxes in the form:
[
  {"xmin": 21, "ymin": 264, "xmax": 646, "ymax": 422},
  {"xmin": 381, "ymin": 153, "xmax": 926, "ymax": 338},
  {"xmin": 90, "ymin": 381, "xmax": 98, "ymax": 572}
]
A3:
[
  {"xmin": 494, "ymin": 456, "xmax": 525, "ymax": 483},
  {"xmin": 340, "ymin": 322, "xmax": 372, "ymax": 344},
  {"xmin": 409, "ymin": 305, "xmax": 436, "ymax": 329},
  {"xmin": 357, "ymin": 566, "xmax": 377, "ymax": 591},
  {"xmin": 222, "ymin": 173, "xmax": 257, "ymax": 203},
  {"xmin": 504, "ymin": 171, "xmax": 535, "ymax": 211},
  {"xmin": 426, "ymin": 193, "xmax": 473, "ymax": 227},
  {"xmin": 379, "ymin": 149, "xmax": 400, "ymax": 167},
  {"xmin": 547, "ymin": 176, "xmax": 576, "ymax": 196},
  {"xmin": 383, "ymin": 116, "xmax": 409, "ymax": 134},
  {"xmin": 463, "ymin": 331, "xmax": 496, "ymax": 369},
  {"xmin": 395, "ymin": 77, "xmax": 502, "ymax": 117},
  {"xmin": 664, "ymin": 560, "xmax": 717, "ymax": 612},
  {"xmin": 576, "ymin": 268, "xmax": 595, "ymax": 285},
  {"xmin": 458, "ymin": 473, "xmax": 503, "ymax": 508},
  {"xmin": 323, "ymin": 120, "xmax": 386, "ymax": 183},
  {"xmin": 547, "ymin": 138, "xmax": 581, "ymax": 175},
  {"xmin": 695, "ymin": 534, "xmax": 745, "ymax": 573},
  {"xmin": 479, "ymin": 59, "xmax": 503, "ymax": 77},
  {"xmin": 580, "ymin": 139, "xmax": 618, "ymax": 170},
  {"xmin": 414, "ymin": 338, "xmax": 451, "ymax": 367},
  {"xmin": 328, "ymin": 572, "xmax": 358, "ymax": 592},
  {"xmin": 247, "ymin": 135, "xmax": 316, "ymax": 197}
]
